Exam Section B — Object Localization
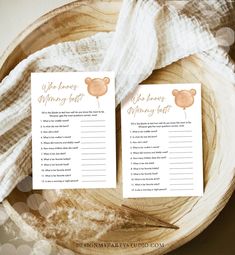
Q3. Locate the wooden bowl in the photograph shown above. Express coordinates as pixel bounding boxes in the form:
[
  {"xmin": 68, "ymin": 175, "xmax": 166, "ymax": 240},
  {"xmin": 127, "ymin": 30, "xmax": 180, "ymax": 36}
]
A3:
[{"xmin": 1, "ymin": 1, "xmax": 235, "ymax": 254}]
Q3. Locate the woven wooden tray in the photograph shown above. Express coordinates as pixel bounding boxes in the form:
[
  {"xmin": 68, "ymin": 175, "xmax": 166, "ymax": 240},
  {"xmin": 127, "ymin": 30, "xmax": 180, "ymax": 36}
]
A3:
[{"xmin": 1, "ymin": 1, "xmax": 235, "ymax": 254}]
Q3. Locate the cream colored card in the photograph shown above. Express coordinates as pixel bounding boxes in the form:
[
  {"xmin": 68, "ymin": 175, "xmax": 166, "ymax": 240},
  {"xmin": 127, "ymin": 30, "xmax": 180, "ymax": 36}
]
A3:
[
  {"xmin": 121, "ymin": 84, "xmax": 203, "ymax": 198},
  {"xmin": 31, "ymin": 72, "xmax": 116, "ymax": 189}
]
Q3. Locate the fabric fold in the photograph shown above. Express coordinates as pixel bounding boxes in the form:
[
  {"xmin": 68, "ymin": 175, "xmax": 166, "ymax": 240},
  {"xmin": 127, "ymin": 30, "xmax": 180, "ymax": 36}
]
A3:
[{"xmin": 99, "ymin": 0, "xmax": 160, "ymax": 104}]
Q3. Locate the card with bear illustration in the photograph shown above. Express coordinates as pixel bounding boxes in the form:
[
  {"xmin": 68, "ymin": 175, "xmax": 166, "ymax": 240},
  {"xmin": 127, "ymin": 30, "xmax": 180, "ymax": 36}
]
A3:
[
  {"xmin": 121, "ymin": 83, "xmax": 203, "ymax": 198},
  {"xmin": 31, "ymin": 72, "xmax": 116, "ymax": 189}
]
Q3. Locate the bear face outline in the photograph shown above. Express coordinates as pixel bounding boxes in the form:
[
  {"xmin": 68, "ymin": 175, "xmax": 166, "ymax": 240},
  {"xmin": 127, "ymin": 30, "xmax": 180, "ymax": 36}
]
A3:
[
  {"xmin": 172, "ymin": 89, "xmax": 196, "ymax": 109},
  {"xmin": 85, "ymin": 77, "xmax": 110, "ymax": 97}
]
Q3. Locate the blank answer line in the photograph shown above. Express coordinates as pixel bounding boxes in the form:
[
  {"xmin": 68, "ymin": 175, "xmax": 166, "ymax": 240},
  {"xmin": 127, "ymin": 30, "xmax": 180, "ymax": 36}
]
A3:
[
  {"xmin": 169, "ymin": 136, "xmax": 192, "ymax": 138},
  {"xmin": 170, "ymin": 167, "xmax": 193, "ymax": 169},
  {"xmin": 169, "ymin": 141, "xmax": 192, "ymax": 143},
  {"xmin": 81, "ymin": 169, "xmax": 106, "ymax": 172},
  {"xmin": 169, "ymin": 152, "xmax": 193, "ymax": 154},
  {"xmin": 81, "ymin": 125, "xmax": 106, "ymax": 128},
  {"xmin": 80, "ymin": 120, "xmax": 105, "ymax": 122},
  {"xmin": 82, "ymin": 180, "xmax": 106, "ymax": 182},
  {"xmin": 81, "ymin": 142, "xmax": 106, "ymax": 144},
  {"xmin": 81, "ymin": 153, "xmax": 106, "ymax": 155},
  {"xmin": 170, "ymin": 173, "xmax": 193, "ymax": 175},
  {"xmin": 170, "ymin": 178, "xmax": 193, "ymax": 180},
  {"xmin": 81, "ymin": 147, "xmax": 106, "ymax": 149},
  {"xmin": 81, "ymin": 158, "xmax": 106, "ymax": 160},
  {"xmin": 81, "ymin": 164, "xmax": 106, "ymax": 166},
  {"xmin": 82, "ymin": 175, "xmax": 106, "ymax": 177},
  {"xmin": 170, "ymin": 188, "xmax": 194, "ymax": 191},
  {"xmin": 81, "ymin": 136, "xmax": 105, "ymax": 139},
  {"xmin": 81, "ymin": 131, "xmax": 106, "ymax": 133},
  {"xmin": 168, "ymin": 130, "xmax": 192, "ymax": 133},
  {"xmin": 170, "ymin": 183, "xmax": 193, "ymax": 185},
  {"xmin": 169, "ymin": 146, "xmax": 192, "ymax": 148},
  {"xmin": 169, "ymin": 162, "xmax": 193, "ymax": 165},
  {"xmin": 169, "ymin": 157, "xmax": 193, "ymax": 159}
]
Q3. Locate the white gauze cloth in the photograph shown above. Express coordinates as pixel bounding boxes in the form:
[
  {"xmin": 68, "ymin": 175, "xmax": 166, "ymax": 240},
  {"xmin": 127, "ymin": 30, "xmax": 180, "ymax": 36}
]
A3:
[{"xmin": 0, "ymin": 0, "xmax": 234, "ymax": 202}]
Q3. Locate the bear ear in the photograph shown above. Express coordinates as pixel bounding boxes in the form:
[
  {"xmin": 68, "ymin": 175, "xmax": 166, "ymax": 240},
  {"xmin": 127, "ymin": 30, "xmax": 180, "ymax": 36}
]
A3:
[
  {"xmin": 103, "ymin": 77, "xmax": 110, "ymax": 85},
  {"xmin": 190, "ymin": 89, "xmax": 196, "ymax": 96},
  {"xmin": 172, "ymin": 89, "xmax": 178, "ymax": 96},
  {"xmin": 85, "ymin": 77, "xmax": 92, "ymax": 85}
]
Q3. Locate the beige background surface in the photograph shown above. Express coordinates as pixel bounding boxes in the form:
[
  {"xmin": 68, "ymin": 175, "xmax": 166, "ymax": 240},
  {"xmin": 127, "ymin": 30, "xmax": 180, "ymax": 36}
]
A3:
[{"xmin": 0, "ymin": 0, "xmax": 234, "ymax": 254}]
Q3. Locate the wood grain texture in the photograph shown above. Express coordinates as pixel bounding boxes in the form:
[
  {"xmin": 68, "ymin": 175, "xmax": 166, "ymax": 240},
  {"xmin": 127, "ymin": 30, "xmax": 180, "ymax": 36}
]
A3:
[{"xmin": 0, "ymin": 1, "xmax": 235, "ymax": 255}]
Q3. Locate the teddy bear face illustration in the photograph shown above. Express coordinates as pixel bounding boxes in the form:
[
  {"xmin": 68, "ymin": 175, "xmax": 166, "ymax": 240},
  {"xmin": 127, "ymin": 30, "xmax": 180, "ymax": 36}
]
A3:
[
  {"xmin": 85, "ymin": 77, "xmax": 110, "ymax": 97},
  {"xmin": 172, "ymin": 89, "xmax": 196, "ymax": 109}
]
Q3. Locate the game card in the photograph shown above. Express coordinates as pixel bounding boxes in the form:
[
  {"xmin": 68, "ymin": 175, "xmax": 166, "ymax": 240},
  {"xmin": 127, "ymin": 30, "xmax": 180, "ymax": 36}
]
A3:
[
  {"xmin": 31, "ymin": 72, "xmax": 116, "ymax": 189},
  {"xmin": 121, "ymin": 84, "xmax": 203, "ymax": 198}
]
